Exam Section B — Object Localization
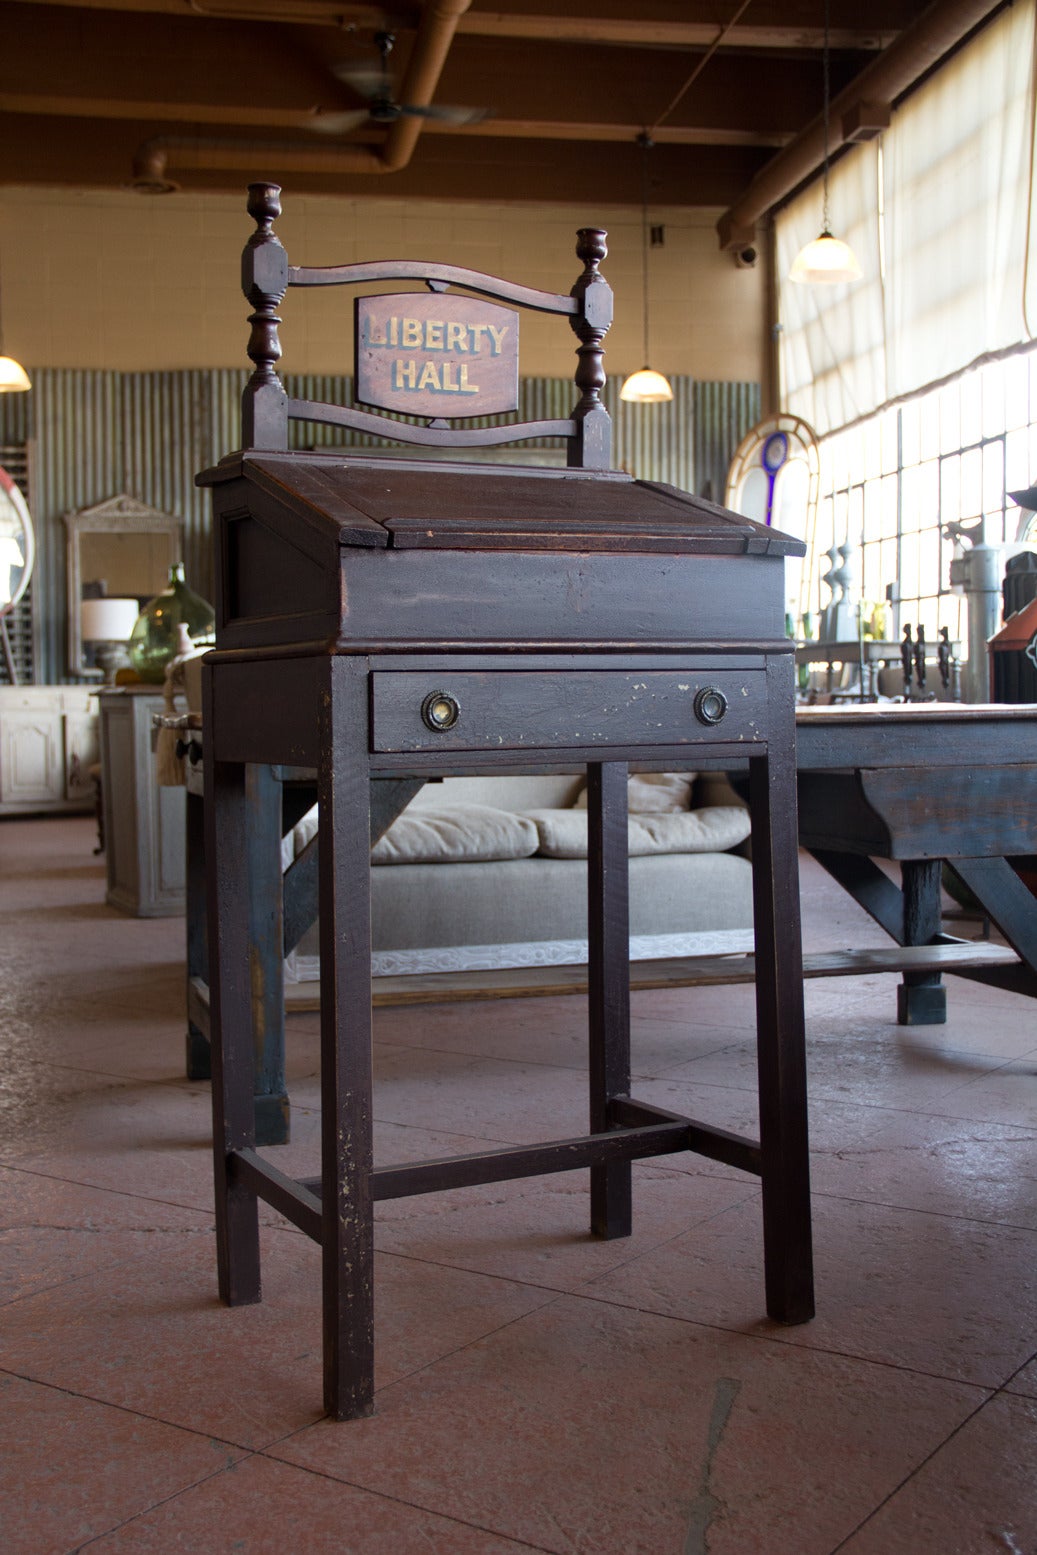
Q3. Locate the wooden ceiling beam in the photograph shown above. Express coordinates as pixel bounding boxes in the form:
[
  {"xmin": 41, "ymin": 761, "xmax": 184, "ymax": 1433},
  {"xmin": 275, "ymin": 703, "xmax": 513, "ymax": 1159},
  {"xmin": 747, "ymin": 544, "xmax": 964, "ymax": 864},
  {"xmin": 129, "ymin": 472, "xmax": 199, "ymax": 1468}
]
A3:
[
  {"xmin": 423, "ymin": 120, "xmax": 792, "ymax": 148},
  {"xmin": 0, "ymin": 91, "xmax": 378, "ymax": 133},
  {"xmin": 458, "ymin": 18, "xmax": 897, "ymax": 51},
  {"xmin": 0, "ymin": 109, "xmax": 770, "ymax": 205},
  {"xmin": 4, "ymin": 0, "xmax": 903, "ymax": 52}
]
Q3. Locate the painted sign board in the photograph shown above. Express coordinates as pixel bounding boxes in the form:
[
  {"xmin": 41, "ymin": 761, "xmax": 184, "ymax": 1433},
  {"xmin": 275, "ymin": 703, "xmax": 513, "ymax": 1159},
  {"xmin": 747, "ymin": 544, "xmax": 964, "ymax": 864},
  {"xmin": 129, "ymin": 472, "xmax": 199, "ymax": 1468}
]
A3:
[{"xmin": 355, "ymin": 293, "xmax": 520, "ymax": 417}]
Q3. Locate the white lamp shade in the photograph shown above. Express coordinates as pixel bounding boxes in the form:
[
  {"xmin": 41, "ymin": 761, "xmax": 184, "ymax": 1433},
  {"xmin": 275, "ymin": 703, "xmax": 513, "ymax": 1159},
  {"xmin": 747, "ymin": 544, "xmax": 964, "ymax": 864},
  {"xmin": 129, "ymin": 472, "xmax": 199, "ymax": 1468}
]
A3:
[
  {"xmin": 0, "ymin": 356, "xmax": 31, "ymax": 392},
  {"xmin": 619, "ymin": 367, "xmax": 674, "ymax": 403},
  {"xmin": 81, "ymin": 597, "xmax": 140, "ymax": 642},
  {"xmin": 788, "ymin": 232, "xmax": 862, "ymax": 286}
]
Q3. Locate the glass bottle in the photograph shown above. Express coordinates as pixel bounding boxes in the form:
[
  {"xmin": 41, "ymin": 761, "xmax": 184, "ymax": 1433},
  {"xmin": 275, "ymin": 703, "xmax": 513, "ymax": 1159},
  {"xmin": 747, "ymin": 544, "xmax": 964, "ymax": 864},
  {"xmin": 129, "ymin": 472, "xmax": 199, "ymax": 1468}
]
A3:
[{"xmin": 127, "ymin": 562, "xmax": 215, "ymax": 684}]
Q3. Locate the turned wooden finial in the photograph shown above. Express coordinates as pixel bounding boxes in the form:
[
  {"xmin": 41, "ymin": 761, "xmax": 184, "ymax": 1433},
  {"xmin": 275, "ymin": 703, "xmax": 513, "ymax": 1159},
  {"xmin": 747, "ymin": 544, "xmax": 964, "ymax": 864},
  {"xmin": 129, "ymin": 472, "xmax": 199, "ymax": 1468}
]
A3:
[
  {"xmin": 241, "ymin": 182, "xmax": 289, "ymax": 450},
  {"xmin": 569, "ymin": 227, "xmax": 613, "ymax": 470}
]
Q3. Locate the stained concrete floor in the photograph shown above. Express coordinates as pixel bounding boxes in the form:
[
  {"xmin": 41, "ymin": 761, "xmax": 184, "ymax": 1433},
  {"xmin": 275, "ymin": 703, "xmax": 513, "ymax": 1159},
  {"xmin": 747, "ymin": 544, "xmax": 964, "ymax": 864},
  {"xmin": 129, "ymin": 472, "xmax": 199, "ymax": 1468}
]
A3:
[{"xmin": 1, "ymin": 814, "xmax": 1035, "ymax": 1554}]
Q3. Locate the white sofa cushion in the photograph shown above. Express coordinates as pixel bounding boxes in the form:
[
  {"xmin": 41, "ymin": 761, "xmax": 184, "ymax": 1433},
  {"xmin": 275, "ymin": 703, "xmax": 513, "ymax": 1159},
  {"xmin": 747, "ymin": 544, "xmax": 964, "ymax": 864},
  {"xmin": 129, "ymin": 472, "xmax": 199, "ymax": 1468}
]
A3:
[
  {"xmin": 574, "ymin": 770, "xmax": 696, "ymax": 813},
  {"xmin": 410, "ymin": 773, "xmax": 583, "ymax": 811},
  {"xmin": 525, "ymin": 805, "xmax": 752, "ymax": 859},
  {"xmin": 370, "ymin": 803, "xmax": 539, "ymax": 865}
]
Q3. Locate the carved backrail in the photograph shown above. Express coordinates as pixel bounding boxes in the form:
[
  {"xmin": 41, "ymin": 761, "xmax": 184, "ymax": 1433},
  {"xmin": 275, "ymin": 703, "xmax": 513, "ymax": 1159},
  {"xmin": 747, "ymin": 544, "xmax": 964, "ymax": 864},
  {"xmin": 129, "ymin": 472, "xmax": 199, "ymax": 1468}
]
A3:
[{"xmin": 240, "ymin": 182, "xmax": 614, "ymax": 469}]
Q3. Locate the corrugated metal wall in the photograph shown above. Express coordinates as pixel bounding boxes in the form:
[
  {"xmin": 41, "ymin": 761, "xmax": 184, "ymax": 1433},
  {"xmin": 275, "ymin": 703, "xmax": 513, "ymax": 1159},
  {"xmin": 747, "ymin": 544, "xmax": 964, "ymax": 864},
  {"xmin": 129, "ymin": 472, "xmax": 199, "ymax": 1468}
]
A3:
[{"xmin": 0, "ymin": 369, "xmax": 759, "ymax": 684}]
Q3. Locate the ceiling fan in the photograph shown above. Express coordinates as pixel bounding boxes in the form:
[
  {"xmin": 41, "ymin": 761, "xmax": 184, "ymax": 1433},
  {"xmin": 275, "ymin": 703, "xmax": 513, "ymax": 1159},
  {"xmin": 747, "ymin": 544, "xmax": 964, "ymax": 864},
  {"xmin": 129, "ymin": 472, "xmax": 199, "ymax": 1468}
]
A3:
[{"xmin": 312, "ymin": 30, "xmax": 488, "ymax": 134}]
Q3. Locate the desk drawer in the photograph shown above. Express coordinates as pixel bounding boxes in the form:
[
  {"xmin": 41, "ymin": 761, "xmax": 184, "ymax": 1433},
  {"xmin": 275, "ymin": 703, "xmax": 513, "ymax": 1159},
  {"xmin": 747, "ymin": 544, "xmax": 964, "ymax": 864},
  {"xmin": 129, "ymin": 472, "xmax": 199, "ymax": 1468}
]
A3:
[{"xmin": 370, "ymin": 669, "xmax": 768, "ymax": 753}]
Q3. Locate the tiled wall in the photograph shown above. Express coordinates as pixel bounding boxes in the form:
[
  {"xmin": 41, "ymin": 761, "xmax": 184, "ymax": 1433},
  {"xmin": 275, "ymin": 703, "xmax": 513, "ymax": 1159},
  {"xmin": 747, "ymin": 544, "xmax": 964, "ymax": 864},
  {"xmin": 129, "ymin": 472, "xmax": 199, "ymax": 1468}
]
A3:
[
  {"xmin": 0, "ymin": 185, "xmax": 765, "ymax": 686},
  {"xmin": 0, "ymin": 187, "xmax": 766, "ymax": 384},
  {"xmin": 0, "ymin": 368, "xmax": 760, "ymax": 686}
]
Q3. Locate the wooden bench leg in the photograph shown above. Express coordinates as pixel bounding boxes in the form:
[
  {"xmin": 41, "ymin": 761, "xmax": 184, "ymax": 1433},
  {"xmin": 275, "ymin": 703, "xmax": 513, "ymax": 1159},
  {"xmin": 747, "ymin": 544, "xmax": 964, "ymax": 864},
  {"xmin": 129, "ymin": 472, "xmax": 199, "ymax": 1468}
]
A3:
[
  {"xmin": 898, "ymin": 859, "xmax": 947, "ymax": 1025},
  {"xmin": 586, "ymin": 760, "xmax": 632, "ymax": 1240}
]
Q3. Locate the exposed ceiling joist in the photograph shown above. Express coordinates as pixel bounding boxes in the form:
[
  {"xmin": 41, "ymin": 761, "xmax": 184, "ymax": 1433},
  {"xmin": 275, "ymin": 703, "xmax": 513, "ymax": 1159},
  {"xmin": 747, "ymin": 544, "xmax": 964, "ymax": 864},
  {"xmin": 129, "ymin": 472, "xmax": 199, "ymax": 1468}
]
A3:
[
  {"xmin": 0, "ymin": 0, "xmax": 984, "ymax": 214},
  {"xmin": 3, "ymin": 0, "xmax": 904, "ymax": 50}
]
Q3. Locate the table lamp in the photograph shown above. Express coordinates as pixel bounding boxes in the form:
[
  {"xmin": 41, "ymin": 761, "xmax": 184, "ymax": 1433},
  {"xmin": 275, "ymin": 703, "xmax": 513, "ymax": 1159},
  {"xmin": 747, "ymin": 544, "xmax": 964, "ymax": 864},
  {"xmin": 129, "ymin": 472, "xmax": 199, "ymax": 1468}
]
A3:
[{"xmin": 81, "ymin": 597, "xmax": 140, "ymax": 684}]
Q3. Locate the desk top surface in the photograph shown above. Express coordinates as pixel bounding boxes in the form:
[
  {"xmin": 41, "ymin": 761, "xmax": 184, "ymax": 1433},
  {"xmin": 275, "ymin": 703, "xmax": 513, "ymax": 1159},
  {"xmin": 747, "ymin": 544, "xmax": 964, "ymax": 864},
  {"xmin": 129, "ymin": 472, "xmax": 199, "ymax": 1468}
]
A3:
[
  {"xmin": 795, "ymin": 701, "xmax": 1037, "ymax": 771},
  {"xmin": 797, "ymin": 702, "xmax": 1037, "ymax": 724},
  {"xmin": 203, "ymin": 452, "xmax": 804, "ymax": 558}
]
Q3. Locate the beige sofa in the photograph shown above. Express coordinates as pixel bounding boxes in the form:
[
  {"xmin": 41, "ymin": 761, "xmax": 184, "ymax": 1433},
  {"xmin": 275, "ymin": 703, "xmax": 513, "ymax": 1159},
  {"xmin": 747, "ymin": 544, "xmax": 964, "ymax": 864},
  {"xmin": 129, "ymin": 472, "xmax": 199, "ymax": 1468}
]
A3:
[{"xmin": 284, "ymin": 769, "xmax": 754, "ymax": 981}]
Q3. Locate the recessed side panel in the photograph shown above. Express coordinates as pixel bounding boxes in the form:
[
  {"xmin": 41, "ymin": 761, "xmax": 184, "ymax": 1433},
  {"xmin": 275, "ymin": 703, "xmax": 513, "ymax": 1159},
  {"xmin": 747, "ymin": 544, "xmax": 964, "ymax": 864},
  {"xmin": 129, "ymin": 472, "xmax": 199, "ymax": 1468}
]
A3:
[{"xmin": 341, "ymin": 548, "xmax": 788, "ymax": 648}]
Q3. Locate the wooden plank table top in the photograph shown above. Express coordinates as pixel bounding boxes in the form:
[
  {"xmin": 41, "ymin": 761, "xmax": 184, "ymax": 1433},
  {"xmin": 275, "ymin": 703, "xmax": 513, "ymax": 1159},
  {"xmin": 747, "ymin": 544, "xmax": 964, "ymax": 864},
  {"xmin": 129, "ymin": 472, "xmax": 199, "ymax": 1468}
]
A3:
[{"xmin": 790, "ymin": 700, "xmax": 1037, "ymax": 1024}]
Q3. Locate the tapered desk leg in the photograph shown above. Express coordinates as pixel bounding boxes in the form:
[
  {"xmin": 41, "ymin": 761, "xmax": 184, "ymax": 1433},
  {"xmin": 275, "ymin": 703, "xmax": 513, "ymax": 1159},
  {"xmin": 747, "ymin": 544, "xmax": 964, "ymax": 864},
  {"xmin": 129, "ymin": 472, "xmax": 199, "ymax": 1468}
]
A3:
[
  {"xmin": 318, "ymin": 656, "xmax": 375, "ymax": 1420},
  {"xmin": 587, "ymin": 761, "xmax": 632, "ymax": 1239},
  {"xmin": 749, "ymin": 665, "xmax": 814, "ymax": 1324},
  {"xmin": 204, "ymin": 668, "xmax": 260, "ymax": 1308}
]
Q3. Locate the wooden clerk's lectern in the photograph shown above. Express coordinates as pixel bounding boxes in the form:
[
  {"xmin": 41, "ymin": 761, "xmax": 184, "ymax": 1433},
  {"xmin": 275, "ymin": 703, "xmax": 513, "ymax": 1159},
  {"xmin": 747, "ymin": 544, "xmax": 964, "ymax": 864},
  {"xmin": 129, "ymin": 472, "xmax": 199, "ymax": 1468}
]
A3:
[{"xmin": 197, "ymin": 183, "xmax": 813, "ymax": 1420}]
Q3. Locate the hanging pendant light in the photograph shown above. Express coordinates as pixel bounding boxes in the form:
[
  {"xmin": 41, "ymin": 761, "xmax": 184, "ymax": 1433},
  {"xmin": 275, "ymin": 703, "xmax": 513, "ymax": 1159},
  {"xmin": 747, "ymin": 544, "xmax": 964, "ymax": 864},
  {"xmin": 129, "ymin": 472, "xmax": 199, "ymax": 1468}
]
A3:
[
  {"xmin": 0, "ymin": 356, "xmax": 31, "ymax": 393},
  {"xmin": 0, "ymin": 259, "xmax": 30, "ymax": 393},
  {"xmin": 789, "ymin": 0, "xmax": 862, "ymax": 287},
  {"xmin": 621, "ymin": 132, "xmax": 673, "ymax": 403}
]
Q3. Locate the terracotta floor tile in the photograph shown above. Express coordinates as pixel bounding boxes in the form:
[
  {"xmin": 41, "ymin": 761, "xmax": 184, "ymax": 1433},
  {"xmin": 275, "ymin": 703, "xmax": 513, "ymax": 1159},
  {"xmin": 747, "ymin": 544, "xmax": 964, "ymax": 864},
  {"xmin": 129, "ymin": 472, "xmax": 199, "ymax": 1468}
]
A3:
[
  {"xmin": 629, "ymin": 981, "xmax": 761, "ymax": 1030},
  {"xmin": 811, "ymin": 1109, "xmax": 1037, "ymax": 1227},
  {"xmin": 0, "ymin": 1371, "xmax": 243, "ymax": 1555},
  {"xmin": 369, "ymin": 1045, "xmax": 591, "ymax": 1146},
  {"xmin": 1006, "ymin": 1355, "xmax": 1037, "ymax": 1398},
  {"xmin": 374, "ymin": 996, "xmax": 589, "ymax": 1066},
  {"xmin": 373, "ymin": 1161, "xmax": 757, "ymax": 1292},
  {"xmin": 652, "ymin": 1024, "xmax": 1004, "ymax": 1115},
  {"xmin": 0, "ymin": 1165, "xmax": 214, "ymax": 1304},
  {"xmin": 85, "ymin": 1451, "xmax": 540, "ymax": 1553},
  {"xmin": 25, "ymin": 1007, "xmax": 194, "ymax": 1086},
  {"xmin": 4, "ymin": 818, "xmax": 1037, "ymax": 1550},
  {"xmin": 0, "ymin": 1227, "xmax": 555, "ymax": 1448},
  {"xmin": 838, "ymin": 1393, "xmax": 1037, "ymax": 1554},
  {"xmin": 0, "ymin": 1057, "xmax": 203, "ymax": 1149},
  {"xmin": 912, "ymin": 1054, "xmax": 1037, "ymax": 1128},
  {"xmin": 1, "ymin": 1073, "xmax": 217, "ymax": 1212},
  {"xmin": 632, "ymin": 1078, "xmax": 893, "ymax": 1195},
  {"xmin": 270, "ymin": 1296, "xmax": 982, "ymax": 1555},
  {"xmin": 582, "ymin": 1193, "xmax": 1037, "ymax": 1386}
]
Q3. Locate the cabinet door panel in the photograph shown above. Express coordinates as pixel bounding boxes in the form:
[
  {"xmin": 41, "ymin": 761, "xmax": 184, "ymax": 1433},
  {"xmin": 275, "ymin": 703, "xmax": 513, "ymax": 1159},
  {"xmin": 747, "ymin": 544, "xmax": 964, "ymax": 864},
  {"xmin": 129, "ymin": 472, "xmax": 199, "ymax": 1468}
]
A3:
[{"xmin": 0, "ymin": 714, "xmax": 62, "ymax": 803}]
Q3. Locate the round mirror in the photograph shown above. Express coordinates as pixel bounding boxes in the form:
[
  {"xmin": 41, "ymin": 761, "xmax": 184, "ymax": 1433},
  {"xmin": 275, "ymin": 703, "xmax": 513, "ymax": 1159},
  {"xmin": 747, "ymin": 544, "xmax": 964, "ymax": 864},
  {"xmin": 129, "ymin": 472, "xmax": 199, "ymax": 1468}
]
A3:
[{"xmin": 0, "ymin": 463, "xmax": 34, "ymax": 616}]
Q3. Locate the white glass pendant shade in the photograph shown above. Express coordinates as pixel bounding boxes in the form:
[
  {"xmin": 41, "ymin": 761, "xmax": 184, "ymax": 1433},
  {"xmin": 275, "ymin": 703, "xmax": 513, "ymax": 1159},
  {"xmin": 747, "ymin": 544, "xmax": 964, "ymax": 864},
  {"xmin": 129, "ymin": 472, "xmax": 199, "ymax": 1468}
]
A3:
[
  {"xmin": 620, "ymin": 366, "xmax": 673, "ymax": 403},
  {"xmin": 788, "ymin": 230, "xmax": 862, "ymax": 286},
  {"xmin": 0, "ymin": 355, "xmax": 31, "ymax": 392},
  {"xmin": 787, "ymin": 0, "xmax": 863, "ymax": 289},
  {"xmin": 623, "ymin": 131, "xmax": 674, "ymax": 406}
]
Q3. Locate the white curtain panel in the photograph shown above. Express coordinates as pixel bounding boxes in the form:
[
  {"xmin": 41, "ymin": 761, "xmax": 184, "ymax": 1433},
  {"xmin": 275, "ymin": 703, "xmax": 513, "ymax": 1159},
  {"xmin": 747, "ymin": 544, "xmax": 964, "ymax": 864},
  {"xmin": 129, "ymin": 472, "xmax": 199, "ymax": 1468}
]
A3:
[
  {"xmin": 777, "ymin": 0, "xmax": 1037, "ymax": 436},
  {"xmin": 776, "ymin": 144, "xmax": 885, "ymax": 433}
]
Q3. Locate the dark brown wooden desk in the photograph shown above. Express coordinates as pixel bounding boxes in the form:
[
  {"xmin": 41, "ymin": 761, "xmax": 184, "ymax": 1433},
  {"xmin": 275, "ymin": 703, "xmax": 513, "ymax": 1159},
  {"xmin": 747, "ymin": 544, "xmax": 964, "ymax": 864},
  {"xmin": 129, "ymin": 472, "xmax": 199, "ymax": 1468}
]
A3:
[
  {"xmin": 195, "ymin": 187, "xmax": 815, "ymax": 1423},
  {"xmin": 794, "ymin": 703, "xmax": 1037, "ymax": 1022}
]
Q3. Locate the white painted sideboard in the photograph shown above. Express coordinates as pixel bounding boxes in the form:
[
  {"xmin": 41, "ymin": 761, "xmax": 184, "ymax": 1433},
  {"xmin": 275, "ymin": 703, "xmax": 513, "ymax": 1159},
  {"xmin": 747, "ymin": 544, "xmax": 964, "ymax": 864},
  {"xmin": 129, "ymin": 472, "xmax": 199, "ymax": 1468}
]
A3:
[
  {"xmin": 0, "ymin": 686, "xmax": 99, "ymax": 815},
  {"xmin": 98, "ymin": 685, "xmax": 185, "ymax": 916}
]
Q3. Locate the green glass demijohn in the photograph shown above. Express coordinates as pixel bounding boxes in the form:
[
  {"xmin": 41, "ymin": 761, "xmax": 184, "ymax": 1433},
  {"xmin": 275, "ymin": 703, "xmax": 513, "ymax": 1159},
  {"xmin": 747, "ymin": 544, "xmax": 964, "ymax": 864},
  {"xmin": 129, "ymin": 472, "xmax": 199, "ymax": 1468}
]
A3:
[{"xmin": 127, "ymin": 562, "xmax": 215, "ymax": 683}]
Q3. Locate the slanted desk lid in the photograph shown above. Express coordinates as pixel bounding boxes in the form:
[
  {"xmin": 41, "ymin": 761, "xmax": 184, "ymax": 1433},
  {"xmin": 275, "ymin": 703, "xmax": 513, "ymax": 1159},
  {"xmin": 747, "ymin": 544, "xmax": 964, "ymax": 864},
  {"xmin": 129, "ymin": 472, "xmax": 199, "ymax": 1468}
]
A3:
[{"xmin": 205, "ymin": 453, "xmax": 804, "ymax": 558}]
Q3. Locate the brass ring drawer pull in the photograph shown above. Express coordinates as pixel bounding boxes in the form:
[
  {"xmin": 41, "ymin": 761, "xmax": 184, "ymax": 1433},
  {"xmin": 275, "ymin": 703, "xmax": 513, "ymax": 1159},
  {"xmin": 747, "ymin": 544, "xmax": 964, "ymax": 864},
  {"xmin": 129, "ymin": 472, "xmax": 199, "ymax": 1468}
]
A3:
[
  {"xmin": 693, "ymin": 686, "xmax": 728, "ymax": 726},
  {"xmin": 421, "ymin": 690, "xmax": 461, "ymax": 731}
]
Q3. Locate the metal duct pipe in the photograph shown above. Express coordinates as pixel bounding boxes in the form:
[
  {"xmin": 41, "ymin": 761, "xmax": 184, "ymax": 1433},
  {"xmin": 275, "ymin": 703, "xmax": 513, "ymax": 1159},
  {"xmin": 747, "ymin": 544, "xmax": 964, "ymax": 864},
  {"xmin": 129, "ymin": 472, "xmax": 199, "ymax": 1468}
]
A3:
[
  {"xmin": 717, "ymin": 0, "xmax": 1006, "ymax": 249},
  {"xmin": 129, "ymin": 0, "xmax": 472, "ymax": 192}
]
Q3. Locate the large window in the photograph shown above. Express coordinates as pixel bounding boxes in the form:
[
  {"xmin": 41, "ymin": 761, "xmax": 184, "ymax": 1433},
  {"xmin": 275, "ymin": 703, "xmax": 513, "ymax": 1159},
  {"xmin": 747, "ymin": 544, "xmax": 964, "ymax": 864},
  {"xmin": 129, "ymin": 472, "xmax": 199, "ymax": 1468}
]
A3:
[
  {"xmin": 802, "ymin": 347, "xmax": 1037, "ymax": 643},
  {"xmin": 776, "ymin": 1, "xmax": 1037, "ymax": 439},
  {"xmin": 774, "ymin": 1, "xmax": 1037, "ymax": 663}
]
